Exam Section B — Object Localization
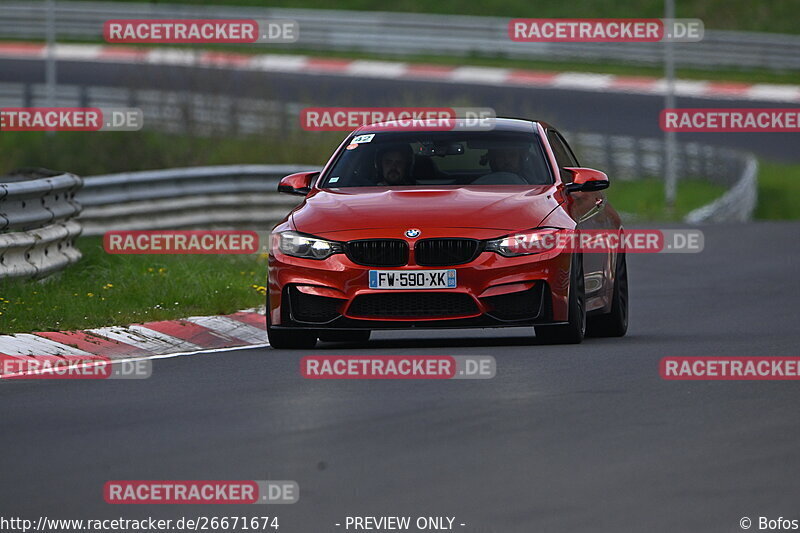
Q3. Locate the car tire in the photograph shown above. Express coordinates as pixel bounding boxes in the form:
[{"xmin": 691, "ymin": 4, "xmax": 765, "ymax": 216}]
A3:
[
  {"xmin": 586, "ymin": 252, "xmax": 628, "ymax": 338},
  {"xmin": 535, "ymin": 253, "xmax": 586, "ymax": 344},
  {"xmin": 318, "ymin": 330, "xmax": 371, "ymax": 343}
]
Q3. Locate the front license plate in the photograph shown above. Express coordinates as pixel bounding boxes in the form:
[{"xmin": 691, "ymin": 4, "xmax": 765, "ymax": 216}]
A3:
[{"xmin": 369, "ymin": 269, "xmax": 457, "ymax": 289}]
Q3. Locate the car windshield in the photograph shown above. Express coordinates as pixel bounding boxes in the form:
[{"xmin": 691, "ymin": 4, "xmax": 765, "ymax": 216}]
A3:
[{"xmin": 320, "ymin": 130, "xmax": 553, "ymax": 188}]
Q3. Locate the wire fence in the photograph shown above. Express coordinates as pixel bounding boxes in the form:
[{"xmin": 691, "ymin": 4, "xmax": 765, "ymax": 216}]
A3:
[{"xmin": 0, "ymin": 1, "xmax": 798, "ymax": 71}]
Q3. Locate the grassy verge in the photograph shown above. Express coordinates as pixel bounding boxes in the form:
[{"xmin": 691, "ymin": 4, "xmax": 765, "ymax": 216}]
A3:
[
  {"xmin": 0, "ymin": 130, "xmax": 340, "ymax": 176},
  {"xmin": 608, "ymin": 160, "xmax": 800, "ymax": 220},
  {"xmin": 755, "ymin": 160, "xmax": 800, "ymax": 219},
  {"xmin": 0, "ymin": 237, "xmax": 267, "ymax": 333},
  {"xmin": 607, "ymin": 178, "xmax": 727, "ymax": 220},
  {"xmin": 87, "ymin": 0, "xmax": 800, "ymax": 34}
]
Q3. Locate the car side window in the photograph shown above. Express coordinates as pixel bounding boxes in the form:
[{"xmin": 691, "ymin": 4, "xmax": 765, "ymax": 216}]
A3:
[{"xmin": 547, "ymin": 130, "xmax": 579, "ymax": 181}]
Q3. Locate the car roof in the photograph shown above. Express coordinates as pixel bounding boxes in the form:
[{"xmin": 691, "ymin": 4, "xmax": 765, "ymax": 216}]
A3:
[{"xmin": 353, "ymin": 117, "xmax": 549, "ymax": 134}]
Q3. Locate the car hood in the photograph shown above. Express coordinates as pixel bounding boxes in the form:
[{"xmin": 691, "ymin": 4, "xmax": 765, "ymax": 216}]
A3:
[{"xmin": 291, "ymin": 186, "xmax": 561, "ymax": 236}]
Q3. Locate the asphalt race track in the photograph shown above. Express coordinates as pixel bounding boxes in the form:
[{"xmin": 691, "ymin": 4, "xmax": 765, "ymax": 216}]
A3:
[
  {"xmin": 2, "ymin": 221, "xmax": 799, "ymax": 532},
  {"xmin": 2, "ymin": 57, "xmax": 799, "ymax": 162}
]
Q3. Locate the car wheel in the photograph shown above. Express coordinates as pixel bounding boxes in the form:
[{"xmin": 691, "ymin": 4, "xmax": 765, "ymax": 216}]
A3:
[
  {"xmin": 318, "ymin": 330, "xmax": 371, "ymax": 343},
  {"xmin": 535, "ymin": 253, "xmax": 586, "ymax": 344},
  {"xmin": 586, "ymin": 251, "xmax": 628, "ymax": 337}
]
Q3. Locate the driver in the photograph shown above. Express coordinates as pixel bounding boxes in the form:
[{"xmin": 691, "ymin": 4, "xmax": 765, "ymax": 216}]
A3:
[
  {"xmin": 473, "ymin": 146, "xmax": 530, "ymax": 185},
  {"xmin": 376, "ymin": 144, "xmax": 414, "ymax": 186},
  {"xmin": 487, "ymin": 147, "xmax": 526, "ymax": 175}
]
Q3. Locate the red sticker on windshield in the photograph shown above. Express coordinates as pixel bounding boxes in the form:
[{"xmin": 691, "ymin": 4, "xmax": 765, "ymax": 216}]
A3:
[{"xmin": 345, "ymin": 143, "xmax": 359, "ymax": 150}]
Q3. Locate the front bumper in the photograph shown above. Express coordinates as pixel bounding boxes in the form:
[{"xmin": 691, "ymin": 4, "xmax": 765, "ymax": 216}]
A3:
[{"xmin": 268, "ymin": 235, "xmax": 573, "ymax": 329}]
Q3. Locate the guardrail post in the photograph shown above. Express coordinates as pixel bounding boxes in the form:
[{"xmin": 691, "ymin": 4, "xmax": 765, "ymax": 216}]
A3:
[
  {"xmin": 23, "ymin": 82, "xmax": 33, "ymax": 107},
  {"xmin": 603, "ymin": 134, "xmax": 617, "ymax": 179},
  {"xmin": 79, "ymin": 85, "xmax": 89, "ymax": 108}
]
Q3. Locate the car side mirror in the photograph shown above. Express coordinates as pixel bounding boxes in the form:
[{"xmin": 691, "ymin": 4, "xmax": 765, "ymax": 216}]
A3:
[
  {"xmin": 278, "ymin": 171, "xmax": 319, "ymax": 196},
  {"xmin": 563, "ymin": 167, "xmax": 609, "ymax": 192}
]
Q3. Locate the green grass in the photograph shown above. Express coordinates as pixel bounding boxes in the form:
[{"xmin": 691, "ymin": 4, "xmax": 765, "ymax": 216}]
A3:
[
  {"xmin": 0, "ymin": 237, "xmax": 268, "ymax": 333},
  {"xmin": 90, "ymin": 0, "xmax": 800, "ymax": 34},
  {"xmin": 606, "ymin": 178, "xmax": 727, "ymax": 220},
  {"xmin": 0, "ymin": 130, "xmax": 340, "ymax": 176},
  {"xmin": 755, "ymin": 160, "xmax": 800, "ymax": 219}
]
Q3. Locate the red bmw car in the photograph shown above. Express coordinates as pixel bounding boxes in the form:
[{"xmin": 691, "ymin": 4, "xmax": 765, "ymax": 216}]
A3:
[{"xmin": 267, "ymin": 118, "xmax": 628, "ymax": 348}]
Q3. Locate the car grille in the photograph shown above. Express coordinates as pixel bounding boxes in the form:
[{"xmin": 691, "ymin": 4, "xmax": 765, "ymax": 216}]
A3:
[
  {"xmin": 347, "ymin": 292, "xmax": 478, "ymax": 318},
  {"xmin": 288, "ymin": 286, "xmax": 344, "ymax": 323},
  {"xmin": 346, "ymin": 239, "xmax": 408, "ymax": 267},
  {"xmin": 481, "ymin": 283, "xmax": 545, "ymax": 321},
  {"xmin": 414, "ymin": 238, "xmax": 481, "ymax": 266}
]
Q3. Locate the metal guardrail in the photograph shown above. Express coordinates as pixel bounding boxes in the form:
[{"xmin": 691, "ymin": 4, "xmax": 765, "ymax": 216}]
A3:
[
  {"xmin": 685, "ymin": 155, "xmax": 758, "ymax": 224},
  {"xmin": 0, "ymin": 170, "xmax": 83, "ymax": 279},
  {"xmin": 1, "ymin": 170, "xmax": 83, "ymax": 231},
  {"xmin": 0, "ymin": 1, "xmax": 798, "ymax": 71},
  {"xmin": 77, "ymin": 165, "xmax": 315, "ymax": 236},
  {"xmin": 567, "ymin": 132, "xmax": 758, "ymax": 223},
  {"xmin": 0, "ymin": 82, "xmax": 294, "ymax": 137},
  {"xmin": 75, "ymin": 144, "xmax": 755, "ymax": 240}
]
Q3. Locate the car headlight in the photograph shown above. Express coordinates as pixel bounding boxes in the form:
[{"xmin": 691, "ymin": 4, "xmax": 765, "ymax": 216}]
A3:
[
  {"xmin": 485, "ymin": 228, "xmax": 565, "ymax": 257},
  {"xmin": 278, "ymin": 231, "xmax": 343, "ymax": 260}
]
